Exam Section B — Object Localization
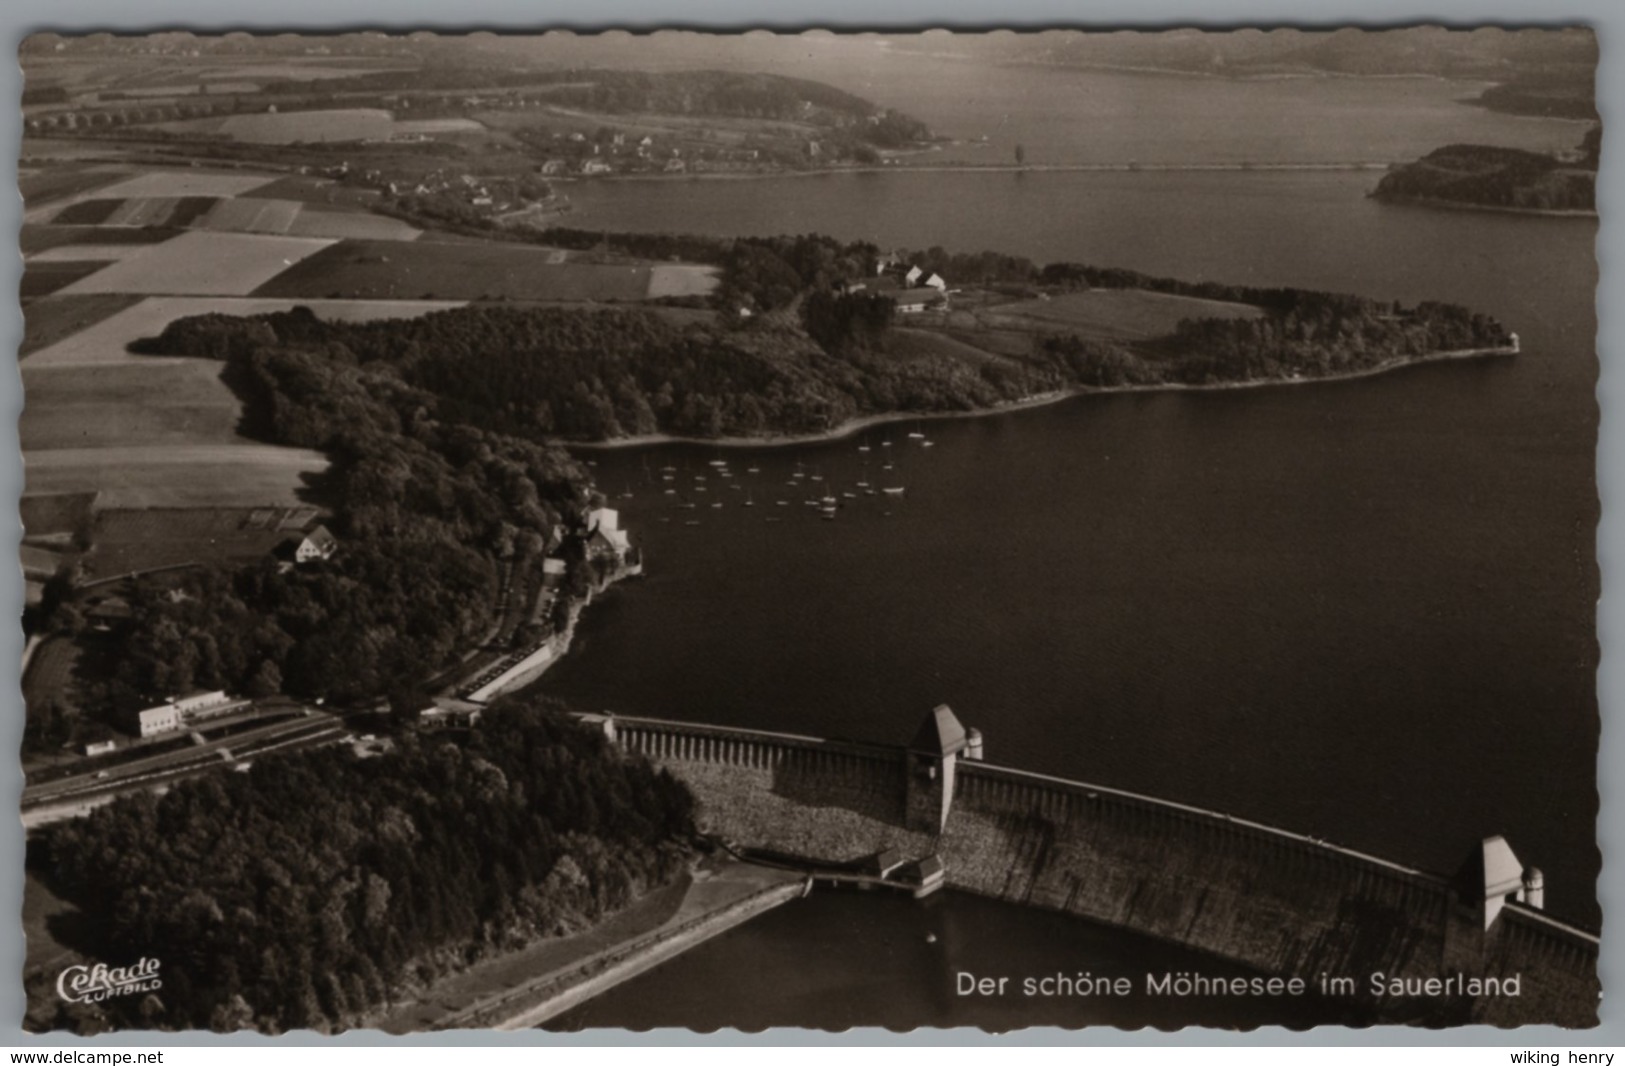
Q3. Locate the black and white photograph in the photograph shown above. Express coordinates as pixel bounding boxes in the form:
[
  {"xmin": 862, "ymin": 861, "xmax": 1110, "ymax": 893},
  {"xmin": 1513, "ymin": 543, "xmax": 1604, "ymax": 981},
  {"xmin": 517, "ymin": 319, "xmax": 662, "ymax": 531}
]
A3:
[{"xmin": 11, "ymin": 25, "xmax": 1605, "ymax": 1035}]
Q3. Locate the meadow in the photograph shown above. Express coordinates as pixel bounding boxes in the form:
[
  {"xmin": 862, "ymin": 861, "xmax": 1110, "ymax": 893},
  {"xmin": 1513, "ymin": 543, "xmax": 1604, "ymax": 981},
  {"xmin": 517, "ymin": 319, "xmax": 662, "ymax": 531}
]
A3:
[
  {"xmin": 85, "ymin": 506, "xmax": 318, "ymax": 579},
  {"xmin": 160, "ymin": 108, "xmax": 484, "ymax": 144},
  {"xmin": 57, "ymin": 231, "xmax": 336, "ymax": 296},
  {"xmin": 975, "ymin": 288, "xmax": 1264, "ymax": 342},
  {"xmin": 254, "ymin": 238, "xmax": 659, "ymax": 301},
  {"xmin": 24, "ymin": 445, "xmax": 330, "ymax": 510}
]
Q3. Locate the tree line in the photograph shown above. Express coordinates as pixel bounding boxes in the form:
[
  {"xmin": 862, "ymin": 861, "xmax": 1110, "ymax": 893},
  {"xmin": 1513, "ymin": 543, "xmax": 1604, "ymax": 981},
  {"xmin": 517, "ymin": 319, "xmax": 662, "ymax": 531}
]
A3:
[
  {"xmin": 31, "ymin": 701, "xmax": 696, "ymax": 1034},
  {"xmin": 1371, "ymin": 130, "xmax": 1599, "ymax": 213},
  {"xmin": 106, "ymin": 309, "xmax": 594, "ymax": 713}
]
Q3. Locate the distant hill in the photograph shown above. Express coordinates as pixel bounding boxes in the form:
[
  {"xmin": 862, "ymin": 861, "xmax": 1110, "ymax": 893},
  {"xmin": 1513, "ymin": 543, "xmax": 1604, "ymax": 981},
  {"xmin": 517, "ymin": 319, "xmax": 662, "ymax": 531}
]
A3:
[
  {"xmin": 897, "ymin": 26, "xmax": 1597, "ymax": 80},
  {"xmin": 1371, "ymin": 127, "xmax": 1599, "ymax": 214}
]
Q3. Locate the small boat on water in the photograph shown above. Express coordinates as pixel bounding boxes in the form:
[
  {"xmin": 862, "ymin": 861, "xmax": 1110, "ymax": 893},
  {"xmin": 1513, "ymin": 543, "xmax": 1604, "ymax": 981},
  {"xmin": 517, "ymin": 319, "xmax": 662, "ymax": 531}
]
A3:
[
  {"xmin": 856, "ymin": 480, "xmax": 870, "ymax": 488},
  {"xmin": 821, "ymin": 512, "xmax": 836, "ymax": 521},
  {"xmin": 684, "ymin": 520, "xmax": 701, "ymax": 526},
  {"xmin": 883, "ymin": 463, "xmax": 895, "ymax": 471},
  {"xmin": 881, "ymin": 439, "xmax": 893, "ymax": 448},
  {"xmin": 663, "ymin": 488, "xmax": 676, "ymax": 496},
  {"xmin": 776, "ymin": 499, "xmax": 790, "ymax": 507},
  {"xmin": 661, "ymin": 473, "xmax": 675, "ymax": 482},
  {"xmin": 858, "ymin": 445, "xmax": 871, "ymax": 453},
  {"xmin": 744, "ymin": 494, "xmax": 756, "ymax": 507},
  {"xmin": 747, "ymin": 466, "xmax": 761, "ymax": 474},
  {"xmin": 709, "ymin": 459, "xmax": 728, "ymax": 468},
  {"xmin": 883, "ymin": 487, "xmax": 906, "ymax": 497},
  {"xmin": 711, "ymin": 501, "xmax": 724, "ymax": 509},
  {"xmin": 922, "ymin": 441, "xmax": 935, "ymax": 448},
  {"xmin": 908, "ymin": 431, "xmax": 925, "ymax": 440}
]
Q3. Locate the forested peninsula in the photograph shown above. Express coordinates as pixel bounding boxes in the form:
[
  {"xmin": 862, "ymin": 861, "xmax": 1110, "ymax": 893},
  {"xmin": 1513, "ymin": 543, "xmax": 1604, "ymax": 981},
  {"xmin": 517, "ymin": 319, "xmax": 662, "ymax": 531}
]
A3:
[
  {"xmin": 101, "ymin": 234, "xmax": 1509, "ymax": 724},
  {"xmin": 30, "ymin": 701, "xmax": 697, "ymax": 1034},
  {"xmin": 144, "ymin": 232, "xmax": 1515, "ymax": 443},
  {"xmin": 1372, "ymin": 126, "xmax": 1600, "ymax": 214}
]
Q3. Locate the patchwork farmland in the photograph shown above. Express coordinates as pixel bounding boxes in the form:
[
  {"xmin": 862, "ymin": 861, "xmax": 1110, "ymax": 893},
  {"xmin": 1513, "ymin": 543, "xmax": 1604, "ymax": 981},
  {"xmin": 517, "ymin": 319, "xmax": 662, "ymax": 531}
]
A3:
[
  {"xmin": 56, "ymin": 231, "xmax": 337, "ymax": 296},
  {"xmin": 253, "ymin": 238, "xmax": 703, "ymax": 301},
  {"xmin": 17, "ymin": 147, "xmax": 719, "ymax": 606}
]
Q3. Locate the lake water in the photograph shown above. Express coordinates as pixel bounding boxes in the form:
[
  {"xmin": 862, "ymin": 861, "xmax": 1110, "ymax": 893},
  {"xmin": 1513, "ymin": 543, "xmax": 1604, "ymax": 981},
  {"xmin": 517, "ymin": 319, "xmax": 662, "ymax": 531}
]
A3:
[{"xmin": 533, "ymin": 71, "xmax": 1599, "ymax": 1027}]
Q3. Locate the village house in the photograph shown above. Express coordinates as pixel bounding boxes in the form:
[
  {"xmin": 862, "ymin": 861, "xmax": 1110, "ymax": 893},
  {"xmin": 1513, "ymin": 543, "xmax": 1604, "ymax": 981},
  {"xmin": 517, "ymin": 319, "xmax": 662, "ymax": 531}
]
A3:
[
  {"xmin": 296, "ymin": 524, "xmax": 339, "ymax": 564},
  {"xmin": 133, "ymin": 689, "xmax": 243, "ymax": 738},
  {"xmin": 137, "ymin": 705, "xmax": 181, "ymax": 737},
  {"xmin": 586, "ymin": 507, "xmax": 631, "ymax": 562},
  {"xmin": 894, "ymin": 287, "xmax": 949, "ymax": 314}
]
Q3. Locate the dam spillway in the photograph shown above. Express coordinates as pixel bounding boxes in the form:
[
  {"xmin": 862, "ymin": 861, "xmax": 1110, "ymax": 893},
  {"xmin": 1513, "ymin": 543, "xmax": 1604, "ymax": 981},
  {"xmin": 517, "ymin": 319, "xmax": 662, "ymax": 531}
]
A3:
[{"xmin": 577, "ymin": 706, "xmax": 1600, "ymax": 1028}]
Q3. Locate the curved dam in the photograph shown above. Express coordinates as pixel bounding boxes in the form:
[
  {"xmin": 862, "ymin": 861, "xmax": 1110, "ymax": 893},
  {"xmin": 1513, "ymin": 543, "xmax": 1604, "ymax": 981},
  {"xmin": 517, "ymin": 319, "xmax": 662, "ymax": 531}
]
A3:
[{"xmin": 575, "ymin": 705, "xmax": 1599, "ymax": 1028}]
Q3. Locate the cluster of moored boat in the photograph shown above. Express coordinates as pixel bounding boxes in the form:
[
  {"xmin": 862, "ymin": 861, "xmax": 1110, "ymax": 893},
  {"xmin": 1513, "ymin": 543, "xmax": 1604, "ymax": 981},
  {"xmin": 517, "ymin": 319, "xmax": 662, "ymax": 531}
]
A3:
[{"xmin": 639, "ymin": 428, "xmax": 932, "ymax": 526}]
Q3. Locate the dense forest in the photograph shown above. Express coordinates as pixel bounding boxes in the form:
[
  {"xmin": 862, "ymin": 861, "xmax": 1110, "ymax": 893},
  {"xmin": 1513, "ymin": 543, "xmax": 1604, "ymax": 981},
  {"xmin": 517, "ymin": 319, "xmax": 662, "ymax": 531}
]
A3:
[
  {"xmin": 1371, "ymin": 127, "xmax": 1600, "ymax": 213},
  {"xmin": 98, "ymin": 314, "xmax": 596, "ymax": 713},
  {"xmin": 141, "ymin": 253, "xmax": 1512, "ymax": 446},
  {"xmin": 31, "ymin": 701, "xmax": 696, "ymax": 1033}
]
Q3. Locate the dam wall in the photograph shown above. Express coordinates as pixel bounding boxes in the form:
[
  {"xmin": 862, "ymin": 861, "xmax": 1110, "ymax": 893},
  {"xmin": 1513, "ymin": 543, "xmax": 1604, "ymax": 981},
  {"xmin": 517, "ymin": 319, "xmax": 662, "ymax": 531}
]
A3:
[{"xmin": 594, "ymin": 711, "xmax": 1599, "ymax": 1027}]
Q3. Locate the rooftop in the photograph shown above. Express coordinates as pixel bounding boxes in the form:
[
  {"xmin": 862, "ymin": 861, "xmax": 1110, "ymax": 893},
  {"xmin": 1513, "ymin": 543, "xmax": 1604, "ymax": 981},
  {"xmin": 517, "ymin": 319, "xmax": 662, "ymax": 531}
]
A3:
[{"xmin": 910, "ymin": 704, "xmax": 968, "ymax": 757}]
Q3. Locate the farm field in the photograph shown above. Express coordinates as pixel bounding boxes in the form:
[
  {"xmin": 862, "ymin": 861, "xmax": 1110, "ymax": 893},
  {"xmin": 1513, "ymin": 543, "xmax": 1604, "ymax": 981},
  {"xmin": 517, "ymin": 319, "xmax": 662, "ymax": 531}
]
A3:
[
  {"xmin": 29, "ymin": 242, "xmax": 171, "ymax": 263},
  {"xmin": 159, "ymin": 108, "xmax": 485, "ymax": 144},
  {"xmin": 21, "ymin": 261, "xmax": 115, "ymax": 299},
  {"xmin": 18, "ymin": 165, "xmax": 129, "ymax": 208},
  {"xmin": 90, "ymin": 170, "xmax": 280, "ymax": 201},
  {"xmin": 647, "ymin": 263, "xmax": 720, "ymax": 298},
  {"xmin": 197, "ymin": 196, "xmax": 303, "ymax": 234},
  {"xmin": 21, "ymin": 361, "xmax": 244, "ymax": 451},
  {"xmin": 25, "ymin": 295, "xmax": 469, "ymax": 368},
  {"xmin": 20, "ymin": 224, "xmax": 179, "ymax": 255},
  {"xmin": 24, "ymin": 445, "xmax": 330, "ymax": 510},
  {"xmin": 976, "ymin": 288, "xmax": 1264, "ymax": 342},
  {"xmin": 24, "ymin": 169, "xmax": 277, "ymax": 223},
  {"xmin": 56, "ymin": 231, "xmax": 336, "ymax": 296},
  {"xmin": 21, "ymin": 493, "xmax": 98, "ymax": 541},
  {"xmin": 286, "ymin": 208, "xmax": 421, "ymax": 240},
  {"xmin": 254, "ymin": 238, "xmax": 661, "ymax": 301},
  {"xmin": 83, "ymin": 506, "xmax": 319, "ymax": 579}
]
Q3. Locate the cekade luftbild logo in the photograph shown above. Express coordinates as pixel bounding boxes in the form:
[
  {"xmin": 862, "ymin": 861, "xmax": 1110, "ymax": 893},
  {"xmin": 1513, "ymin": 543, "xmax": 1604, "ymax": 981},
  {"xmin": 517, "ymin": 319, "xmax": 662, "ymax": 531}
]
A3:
[{"xmin": 56, "ymin": 958, "xmax": 163, "ymax": 1004}]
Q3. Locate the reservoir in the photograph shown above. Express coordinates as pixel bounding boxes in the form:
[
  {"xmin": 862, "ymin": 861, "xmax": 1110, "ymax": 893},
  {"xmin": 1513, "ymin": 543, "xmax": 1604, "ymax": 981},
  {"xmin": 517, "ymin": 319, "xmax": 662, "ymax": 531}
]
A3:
[{"xmin": 533, "ymin": 71, "xmax": 1598, "ymax": 1027}]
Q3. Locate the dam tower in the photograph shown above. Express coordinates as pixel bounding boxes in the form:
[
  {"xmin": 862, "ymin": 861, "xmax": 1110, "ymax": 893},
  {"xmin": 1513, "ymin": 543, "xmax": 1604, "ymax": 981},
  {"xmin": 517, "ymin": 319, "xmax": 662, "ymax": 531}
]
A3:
[{"xmin": 906, "ymin": 704, "xmax": 972, "ymax": 833}]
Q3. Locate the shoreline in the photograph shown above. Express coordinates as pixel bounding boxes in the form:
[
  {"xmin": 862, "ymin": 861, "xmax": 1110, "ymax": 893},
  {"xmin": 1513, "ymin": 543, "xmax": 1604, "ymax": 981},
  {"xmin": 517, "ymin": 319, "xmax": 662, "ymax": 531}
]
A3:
[
  {"xmin": 1369, "ymin": 192, "xmax": 1597, "ymax": 219},
  {"xmin": 578, "ymin": 159, "xmax": 1393, "ymax": 187},
  {"xmin": 565, "ymin": 344, "xmax": 1518, "ymax": 452}
]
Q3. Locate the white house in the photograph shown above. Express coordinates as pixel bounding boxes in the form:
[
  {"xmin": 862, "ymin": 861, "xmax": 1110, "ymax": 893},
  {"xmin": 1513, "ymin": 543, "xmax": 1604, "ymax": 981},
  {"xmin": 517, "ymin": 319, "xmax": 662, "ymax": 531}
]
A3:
[
  {"xmin": 137, "ymin": 705, "xmax": 182, "ymax": 738},
  {"xmin": 904, "ymin": 265, "xmax": 924, "ymax": 286},
  {"xmin": 924, "ymin": 272, "xmax": 948, "ymax": 292},
  {"xmin": 894, "ymin": 288, "xmax": 948, "ymax": 314},
  {"xmin": 172, "ymin": 689, "xmax": 237, "ymax": 721},
  {"xmin": 296, "ymin": 525, "xmax": 338, "ymax": 564}
]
